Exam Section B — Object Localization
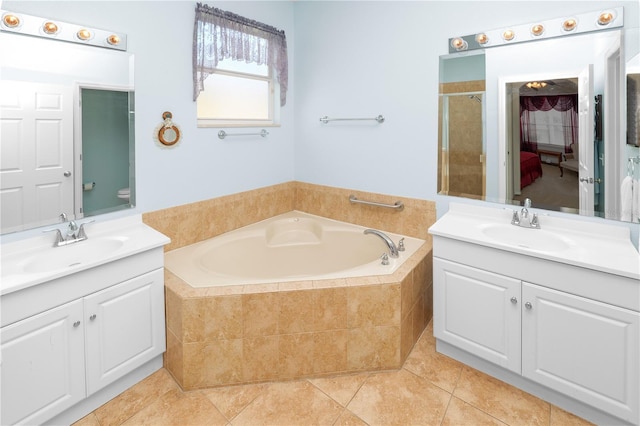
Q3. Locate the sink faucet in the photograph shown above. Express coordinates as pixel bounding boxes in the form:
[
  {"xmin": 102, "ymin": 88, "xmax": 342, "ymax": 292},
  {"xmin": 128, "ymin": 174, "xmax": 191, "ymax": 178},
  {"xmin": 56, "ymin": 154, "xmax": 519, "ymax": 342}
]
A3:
[
  {"xmin": 511, "ymin": 198, "xmax": 540, "ymax": 229},
  {"xmin": 364, "ymin": 229, "xmax": 400, "ymax": 258},
  {"xmin": 44, "ymin": 213, "xmax": 91, "ymax": 247}
]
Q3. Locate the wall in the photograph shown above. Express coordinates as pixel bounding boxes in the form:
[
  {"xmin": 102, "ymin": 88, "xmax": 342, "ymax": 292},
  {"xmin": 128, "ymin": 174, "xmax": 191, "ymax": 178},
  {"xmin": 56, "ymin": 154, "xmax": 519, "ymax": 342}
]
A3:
[
  {"xmin": 2, "ymin": 0, "xmax": 638, "ymax": 247},
  {"xmin": 293, "ymin": 0, "xmax": 638, "ymax": 247},
  {"xmin": 1, "ymin": 0, "xmax": 296, "ymax": 219}
]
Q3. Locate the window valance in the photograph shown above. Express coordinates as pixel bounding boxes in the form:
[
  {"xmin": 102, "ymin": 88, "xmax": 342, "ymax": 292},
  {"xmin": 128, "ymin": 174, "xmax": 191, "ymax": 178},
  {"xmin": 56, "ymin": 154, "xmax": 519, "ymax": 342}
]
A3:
[{"xmin": 192, "ymin": 3, "xmax": 288, "ymax": 106}]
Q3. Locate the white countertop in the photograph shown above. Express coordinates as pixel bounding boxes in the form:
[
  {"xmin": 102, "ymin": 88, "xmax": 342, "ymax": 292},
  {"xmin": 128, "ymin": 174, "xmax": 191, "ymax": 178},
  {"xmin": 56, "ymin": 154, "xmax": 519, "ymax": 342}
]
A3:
[
  {"xmin": 1, "ymin": 215, "xmax": 170, "ymax": 295},
  {"xmin": 429, "ymin": 203, "xmax": 640, "ymax": 280}
]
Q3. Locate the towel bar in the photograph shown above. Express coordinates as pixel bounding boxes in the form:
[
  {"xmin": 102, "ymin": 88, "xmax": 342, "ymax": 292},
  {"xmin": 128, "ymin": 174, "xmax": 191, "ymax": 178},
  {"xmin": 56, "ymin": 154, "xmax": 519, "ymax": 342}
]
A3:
[{"xmin": 349, "ymin": 195, "xmax": 404, "ymax": 211}]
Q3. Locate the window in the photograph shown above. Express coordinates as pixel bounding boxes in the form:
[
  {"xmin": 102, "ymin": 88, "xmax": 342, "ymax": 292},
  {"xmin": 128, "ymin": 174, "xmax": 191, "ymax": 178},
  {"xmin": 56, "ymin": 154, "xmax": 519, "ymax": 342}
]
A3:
[
  {"xmin": 196, "ymin": 58, "xmax": 275, "ymax": 127},
  {"xmin": 193, "ymin": 4, "xmax": 288, "ymax": 128}
]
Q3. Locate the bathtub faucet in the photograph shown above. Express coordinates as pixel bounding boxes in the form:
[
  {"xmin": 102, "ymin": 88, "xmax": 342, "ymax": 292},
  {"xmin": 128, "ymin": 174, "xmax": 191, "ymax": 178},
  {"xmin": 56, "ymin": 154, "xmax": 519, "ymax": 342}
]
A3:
[{"xmin": 364, "ymin": 229, "xmax": 399, "ymax": 258}]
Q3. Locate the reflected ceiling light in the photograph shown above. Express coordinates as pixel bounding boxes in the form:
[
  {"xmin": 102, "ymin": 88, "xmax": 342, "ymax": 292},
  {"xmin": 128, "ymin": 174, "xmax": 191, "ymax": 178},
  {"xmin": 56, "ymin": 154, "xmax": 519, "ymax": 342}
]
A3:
[
  {"xmin": 475, "ymin": 33, "xmax": 489, "ymax": 45},
  {"xmin": 562, "ymin": 18, "xmax": 578, "ymax": 32},
  {"xmin": 42, "ymin": 21, "xmax": 59, "ymax": 34},
  {"xmin": 502, "ymin": 30, "xmax": 515, "ymax": 41},
  {"xmin": 2, "ymin": 13, "xmax": 21, "ymax": 28},
  {"xmin": 597, "ymin": 11, "xmax": 615, "ymax": 26},
  {"xmin": 526, "ymin": 81, "xmax": 547, "ymax": 89},
  {"xmin": 450, "ymin": 37, "xmax": 468, "ymax": 51},
  {"xmin": 107, "ymin": 34, "xmax": 120, "ymax": 46},
  {"xmin": 76, "ymin": 28, "xmax": 92, "ymax": 40},
  {"xmin": 530, "ymin": 24, "xmax": 544, "ymax": 37}
]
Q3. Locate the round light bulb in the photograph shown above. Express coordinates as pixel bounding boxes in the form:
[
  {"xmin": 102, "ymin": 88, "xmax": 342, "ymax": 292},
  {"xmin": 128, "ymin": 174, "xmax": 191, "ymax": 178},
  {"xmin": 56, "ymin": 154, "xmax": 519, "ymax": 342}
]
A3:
[
  {"xmin": 77, "ymin": 29, "xmax": 92, "ymax": 40},
  {"xmin": 598, "ymin": 11, "xmax": 614, "ymax": 26},
  {"xmin": 107, "ymin": 34, "xmax": 120, "ymax": 45},
  {"xmin": 475, "ymin": 33, "xmax": 489, "ymax": 45},
  {"xmin": 3, "ymin": 14, "xmax": 20, "ymax": 28},
  {"xmin": 450, "ymin": 37, "xmax": 467, "ymax": 51},
  {"xmin": 531, "ymin": 24, "xmax": 544, "ymax": 36},
  {"xmin": 43, "ymin": 21, "xmax": 59, "ymax": 34},
  {"xmin": 562, "ymin": 18, "xmax": 577, "ymax": 31},
  {"xmin": 502, "ymin": 30, "xmax": 515, "ymax": 41}
]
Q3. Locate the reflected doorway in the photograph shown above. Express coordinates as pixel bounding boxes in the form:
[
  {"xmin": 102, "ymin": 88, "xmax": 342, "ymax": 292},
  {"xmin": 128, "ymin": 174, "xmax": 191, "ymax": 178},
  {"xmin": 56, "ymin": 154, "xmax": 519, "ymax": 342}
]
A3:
[{"xmin": 505, "ymin": 78, "xmax": 589, "ymax": 213}]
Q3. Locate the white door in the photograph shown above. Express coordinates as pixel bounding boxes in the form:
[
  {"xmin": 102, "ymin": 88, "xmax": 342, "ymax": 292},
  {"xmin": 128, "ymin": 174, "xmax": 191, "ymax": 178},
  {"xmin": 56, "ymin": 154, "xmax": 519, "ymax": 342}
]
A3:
[
  {"xmin": 433, "ymin": 258, "xmax": 522, "ymax": 373},
  {"xmin": 522, "ymin": 283, "xmax": 639, "ymax": 425},
  {"xmin": 0, "ymin": 81, "xmax": 74, "ymax": 233},
  {"xmin": 577, "ymin": 65, "xmax": 595, "ymax": 216},
  {"xmin": 84, "ymin": 269, "xmax": 165, "ymax": 395},
  {"xmin": 0, "ymin": 300, "xmax": 85, "ymax": 426}
]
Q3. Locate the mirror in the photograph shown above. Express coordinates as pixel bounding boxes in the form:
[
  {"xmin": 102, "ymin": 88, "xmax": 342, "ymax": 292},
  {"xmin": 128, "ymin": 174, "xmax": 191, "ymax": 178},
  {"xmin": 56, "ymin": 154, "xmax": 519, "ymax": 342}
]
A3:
[
  {"xmin": 157, "ymin": 112, "xmax": 181, "ymax": 147},
  {"xmin": 439, "ymin": 21, "xmax": 640, "ymax": 223},
  {"xmin": 438, "ymin": 52, "xmax": 486, "ymax": 200},
  {"xmin": 0, "ymin": 28, "xmax": 135, "ymax": 234}
]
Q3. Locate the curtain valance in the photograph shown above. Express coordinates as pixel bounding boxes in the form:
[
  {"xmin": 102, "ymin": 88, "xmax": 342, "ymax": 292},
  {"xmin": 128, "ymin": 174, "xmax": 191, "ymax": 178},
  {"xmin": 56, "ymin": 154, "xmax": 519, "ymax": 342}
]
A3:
[
  {"xmin": 520, "ymin": 95, "xmax": 577, "ymax": 112},
  {"xmin": 192, "ymin": 3, "xmax": 288, "ymax": 106}
]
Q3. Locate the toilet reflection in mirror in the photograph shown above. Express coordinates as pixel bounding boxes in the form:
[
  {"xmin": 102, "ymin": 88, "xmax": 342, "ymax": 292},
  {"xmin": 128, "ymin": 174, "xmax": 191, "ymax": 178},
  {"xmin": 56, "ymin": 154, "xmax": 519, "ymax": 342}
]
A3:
[{"xmin": 81, "ymin": 88, "xmax": 135, "ymax": 217}]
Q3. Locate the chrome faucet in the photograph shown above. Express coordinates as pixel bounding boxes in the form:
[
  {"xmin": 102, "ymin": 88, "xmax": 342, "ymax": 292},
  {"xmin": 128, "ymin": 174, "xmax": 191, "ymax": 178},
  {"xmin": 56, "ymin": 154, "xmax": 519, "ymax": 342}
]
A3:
[
  {"xmin": 44, "ymin": 213, "xmax": 91, "ymax": 247},
  {"xmin": 511, "ymin": 198, "xmax": 540, "ymax": 229},
  {"xmin": 364, "ymin": 229, "xmax": 400, "ymax": 258}
]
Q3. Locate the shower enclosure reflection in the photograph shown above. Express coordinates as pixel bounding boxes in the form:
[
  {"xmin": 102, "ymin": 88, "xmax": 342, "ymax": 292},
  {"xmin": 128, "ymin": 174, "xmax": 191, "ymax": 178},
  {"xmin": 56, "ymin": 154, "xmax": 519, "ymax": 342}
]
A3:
[{"xmin": 438, "ymin": 52, "xmax": 486, "ymax": 199}]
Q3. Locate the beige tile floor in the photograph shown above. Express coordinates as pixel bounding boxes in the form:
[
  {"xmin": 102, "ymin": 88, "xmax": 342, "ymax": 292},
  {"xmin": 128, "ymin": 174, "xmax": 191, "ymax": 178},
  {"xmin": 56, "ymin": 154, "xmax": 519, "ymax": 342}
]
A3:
[{"xmin": 74, "ymin": 321, "xmax": 594, "ymax": 426}]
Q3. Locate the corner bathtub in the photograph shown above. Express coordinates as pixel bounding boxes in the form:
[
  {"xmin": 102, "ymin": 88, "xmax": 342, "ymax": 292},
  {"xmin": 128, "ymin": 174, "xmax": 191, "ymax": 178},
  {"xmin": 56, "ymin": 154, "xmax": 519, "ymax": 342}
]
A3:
[
  {"xmin": 164, "ymin": 210, "xmax": 423, "ymax": 287},
  {"xmin": 163, "ymin": 210, "xmax": 432, "ymax": 390}
]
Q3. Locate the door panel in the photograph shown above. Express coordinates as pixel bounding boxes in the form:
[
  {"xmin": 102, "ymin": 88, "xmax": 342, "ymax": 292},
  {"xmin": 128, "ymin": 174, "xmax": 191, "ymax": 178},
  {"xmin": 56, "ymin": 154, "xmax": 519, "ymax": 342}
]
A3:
[
  {"xmin": 84, "ymin": 269, "xmax": 165, "ymax": 395},
  {"xmin": 577, "ymin": 65, "xmax": 595, "ymax": 216},
  {"xmin": 522, "ymin": 283, "xmax": 639, "ymax": 424},
  {"xmin": 0, "ymin": 300, "xmax": 85, "ymax": 425},
  {"xmin": 0, "ymin": 81, "xmax": 74, "ymax": 232},
  {"xmin": 434, "ymin": 258, "xmax": 521, "ymax": 372}
]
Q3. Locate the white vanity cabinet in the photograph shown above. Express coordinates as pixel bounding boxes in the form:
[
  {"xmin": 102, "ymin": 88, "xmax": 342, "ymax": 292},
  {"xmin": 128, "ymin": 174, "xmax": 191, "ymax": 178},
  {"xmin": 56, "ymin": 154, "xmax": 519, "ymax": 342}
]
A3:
[
  {"xmin": 84, "ymin": 269, "xmax": 165, "ymax": 395},
  {"xmin": 0, "ymin": 216, "xmax": 170, "ymax": 425},
  {"xmin": 1, "ymin": 299, "xmax": 86, "ymax": 426},
  {"xmin": 430, "ymin": 203, "xmax": 640, "ymax": 426},
  {"xmin": 434, "ymin": 259, "xmax": 521, "ymax": 373},
  {"xmin": 434, "ymin": 256, "xmax": 639, "ymax": 424},
  {"xmin": 521, "ymin": 282, "xmax": 639, "ymax": 423},
  {"xmin": 1, "ymin": 269, "xmax": 165, "ymax": 425}
]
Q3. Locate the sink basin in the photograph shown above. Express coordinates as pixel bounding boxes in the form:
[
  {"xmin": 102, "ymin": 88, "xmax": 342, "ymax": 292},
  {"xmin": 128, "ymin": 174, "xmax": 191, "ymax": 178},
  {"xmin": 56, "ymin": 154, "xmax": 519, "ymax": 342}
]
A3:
[
  {"xmin": 480, "ymin": 224, "xmax": 571, "ymax": 252},
  {"xmin": 21, "ymin": 237, "xmax": 125, "ymax": 274}
]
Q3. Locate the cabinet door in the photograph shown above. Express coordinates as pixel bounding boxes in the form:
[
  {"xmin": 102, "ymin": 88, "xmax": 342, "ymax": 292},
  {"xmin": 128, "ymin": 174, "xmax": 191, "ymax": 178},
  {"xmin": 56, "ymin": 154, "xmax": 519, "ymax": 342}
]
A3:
[
  {"xmin": 84, "ymin": 269, "xmax": 165, "ymax": 395},
  {"xmin": 0, "ymin": 299, "xmax": 85, "ymax": 425},
  {"xmin": 434, "ymin": 258, "xmax": 521, "ymax": 372},
  {"xmin": 522, "ymin": 283, "xmax": 639, "ymax": 425}
]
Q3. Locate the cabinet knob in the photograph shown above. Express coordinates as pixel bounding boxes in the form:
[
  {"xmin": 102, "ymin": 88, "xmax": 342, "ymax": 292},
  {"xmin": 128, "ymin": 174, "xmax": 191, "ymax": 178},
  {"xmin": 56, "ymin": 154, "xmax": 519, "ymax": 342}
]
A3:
[
  {"xmin": 73, "ymin": 320, "xmax": 81, "ymax": 327},
  {"xmin": 525, "ymin": 302, "xmax": 533, "ymax": 309},
  {"xmin": 89, "ymin": 314, "xmax": 97, "ymax": 321},
  {"xmin": 510, "ymin": 296, "xmax": 518, "ymax": 304}
]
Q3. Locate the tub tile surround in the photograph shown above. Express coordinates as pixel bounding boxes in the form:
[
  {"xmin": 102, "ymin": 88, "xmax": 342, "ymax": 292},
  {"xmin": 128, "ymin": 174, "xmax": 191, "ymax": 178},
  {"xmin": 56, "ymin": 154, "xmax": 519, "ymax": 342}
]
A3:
[
  {"xmin": 164, "ymin": 244, "xmax": 432, "ymax": 389},
  {"xmin": 144, "ymin": 182, "xmax": 436, "ymax": 390},
  {"xmin": 142, "ymin": 181, "xmax": 436, "ymax": 252}
]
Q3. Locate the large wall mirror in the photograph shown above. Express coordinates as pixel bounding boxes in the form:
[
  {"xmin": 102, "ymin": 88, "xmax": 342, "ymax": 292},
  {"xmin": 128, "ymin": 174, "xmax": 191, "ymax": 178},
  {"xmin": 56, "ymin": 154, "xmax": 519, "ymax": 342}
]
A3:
[
  {"xmin": 438, "ymin": 8, "xmax": 640, "ymax": 224},
  {"xmin": 0, "ymin": 23, "xmax": 135, "ymax": 234}
]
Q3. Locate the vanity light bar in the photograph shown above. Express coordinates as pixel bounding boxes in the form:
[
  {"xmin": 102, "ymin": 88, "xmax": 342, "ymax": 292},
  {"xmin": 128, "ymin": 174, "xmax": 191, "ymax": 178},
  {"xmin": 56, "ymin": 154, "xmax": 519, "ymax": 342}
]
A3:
[
  {"xmin": 448, "ymin": 7, "xmax": 623, "ymax": 53},
  {"xmin": 0, "ymin": 10, "xmax": 127, "ymax": 51}
]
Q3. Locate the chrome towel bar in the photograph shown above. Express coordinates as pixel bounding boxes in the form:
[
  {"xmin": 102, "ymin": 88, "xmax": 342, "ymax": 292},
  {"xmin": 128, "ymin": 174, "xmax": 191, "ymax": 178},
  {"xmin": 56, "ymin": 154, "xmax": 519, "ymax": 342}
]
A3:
[
  {"xmin": 319, "ymin": 115, "xmax": 385, "ymax": 124},
  {"xmin": 349, "ymin": 195, "xmax": 404, "ymax": 211},
  {"xmin": 218, "ymin": 129, "xmax": 269, "ymax": 140}
]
